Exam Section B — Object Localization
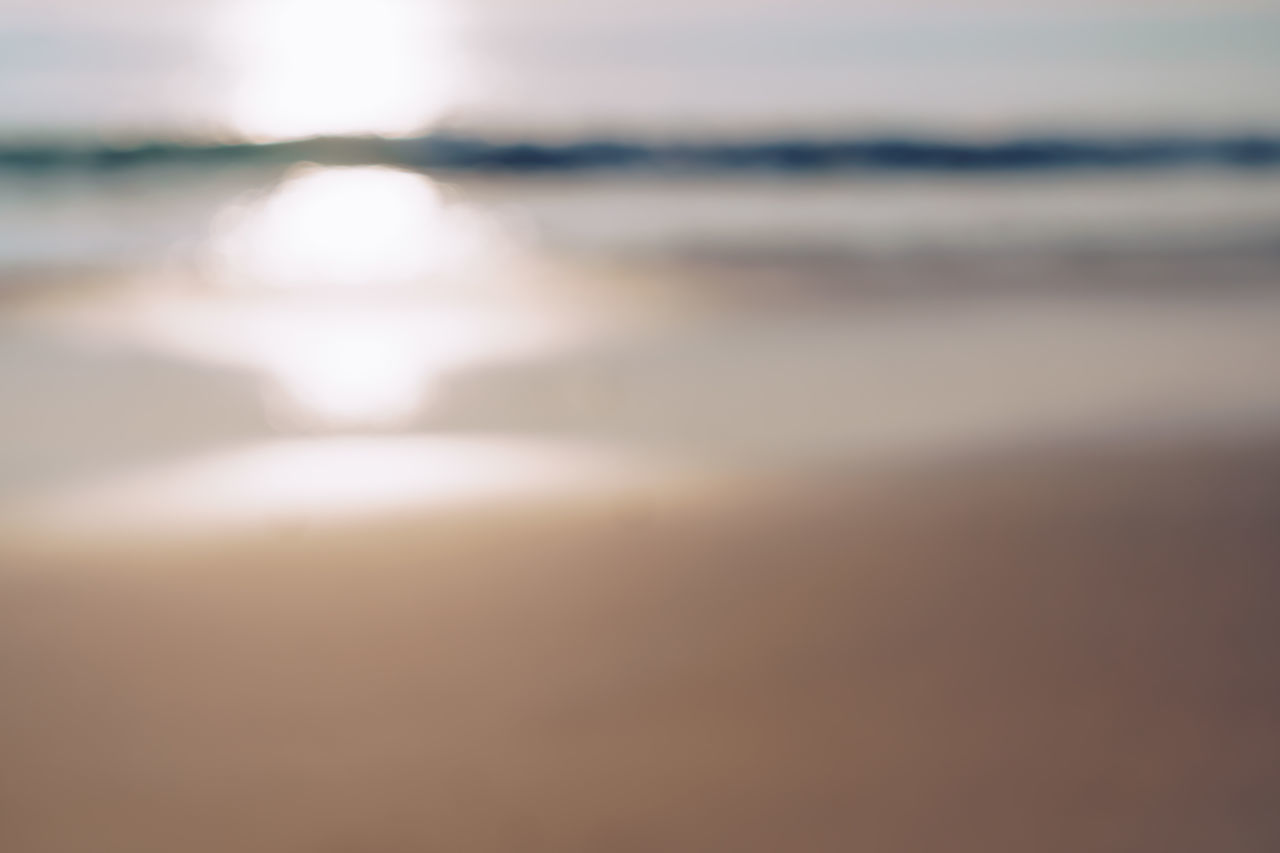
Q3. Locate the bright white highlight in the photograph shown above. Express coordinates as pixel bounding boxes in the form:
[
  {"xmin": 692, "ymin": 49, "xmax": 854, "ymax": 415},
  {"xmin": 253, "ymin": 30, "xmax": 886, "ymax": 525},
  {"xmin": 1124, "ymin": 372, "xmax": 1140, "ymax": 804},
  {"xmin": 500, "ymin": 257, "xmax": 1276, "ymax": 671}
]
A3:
[
  {"xmin": 217, "ymin": 165, "xmax": 483, "ymax": 290},
  {"xmin": 223, "ymin": 0, "xmax": 467, "ymax": 140}
]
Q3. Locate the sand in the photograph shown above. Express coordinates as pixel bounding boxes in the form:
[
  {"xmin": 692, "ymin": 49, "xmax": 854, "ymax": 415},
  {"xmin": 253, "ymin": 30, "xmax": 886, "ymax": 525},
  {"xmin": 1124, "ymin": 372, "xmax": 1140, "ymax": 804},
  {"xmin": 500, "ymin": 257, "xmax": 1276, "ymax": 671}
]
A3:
[
  {"xmin": 3, "ymin": 243, "xmax": 1280, "ymax": 851},
  {"xmin": 2, "ymin": 433, "xmax": 1279, "ymax": 853}
]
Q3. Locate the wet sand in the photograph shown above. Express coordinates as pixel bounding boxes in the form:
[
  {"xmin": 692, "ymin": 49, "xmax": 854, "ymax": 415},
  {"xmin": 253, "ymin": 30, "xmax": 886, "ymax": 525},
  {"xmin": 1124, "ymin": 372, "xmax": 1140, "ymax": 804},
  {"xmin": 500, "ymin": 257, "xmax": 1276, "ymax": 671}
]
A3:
[{"xmin": 3, "ymin": 433, "xmax": 1279, "ymax": 852}]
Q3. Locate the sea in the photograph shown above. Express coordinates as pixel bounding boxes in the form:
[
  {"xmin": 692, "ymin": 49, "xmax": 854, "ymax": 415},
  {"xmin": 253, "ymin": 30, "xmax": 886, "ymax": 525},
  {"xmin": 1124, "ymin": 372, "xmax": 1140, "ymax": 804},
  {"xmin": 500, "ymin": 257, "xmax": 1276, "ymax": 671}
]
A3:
[{"xmin": 2, "ymin": 0, "xmax": 1280, "ymax": 518}]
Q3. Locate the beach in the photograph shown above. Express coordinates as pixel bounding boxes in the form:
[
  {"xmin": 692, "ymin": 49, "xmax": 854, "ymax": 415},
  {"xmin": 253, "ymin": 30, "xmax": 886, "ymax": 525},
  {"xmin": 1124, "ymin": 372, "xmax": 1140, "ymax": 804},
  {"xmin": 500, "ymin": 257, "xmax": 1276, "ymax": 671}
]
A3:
[
  {"xmin": 5, "ymin": 0, "xmax": 1280, "ymax": 847},
  {"xmin": 3, "ymin": 239, "xmax": 1280, "ymax": 851},
  {"xmin": 3, "ymin": 433, "xmax": 1279, "ymax": 852}
]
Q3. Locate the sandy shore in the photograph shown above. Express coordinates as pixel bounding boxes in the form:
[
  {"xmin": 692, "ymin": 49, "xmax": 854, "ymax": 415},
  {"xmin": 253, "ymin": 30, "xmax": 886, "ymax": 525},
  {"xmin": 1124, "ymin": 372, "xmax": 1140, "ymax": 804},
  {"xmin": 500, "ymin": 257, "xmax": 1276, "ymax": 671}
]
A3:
[
  {"xmin": 3, "ymin": 239, "xmax": 1280, "ymax": 850},
  {"xmin": 3, "ymin": 432, "xmax": 1279, "ymax": 852}
]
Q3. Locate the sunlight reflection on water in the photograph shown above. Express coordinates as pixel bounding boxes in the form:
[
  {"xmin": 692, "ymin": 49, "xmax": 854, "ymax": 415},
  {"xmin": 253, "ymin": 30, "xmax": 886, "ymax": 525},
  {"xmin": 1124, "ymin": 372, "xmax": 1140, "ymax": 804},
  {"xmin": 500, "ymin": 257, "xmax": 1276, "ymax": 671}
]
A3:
[
  {"xmin": 201, "ymin": 164, "xmax": 517, "ymax": 427},
  {"xmin": 214, "ymin": 165, "xmax": 490, "ymax": 290},
  {"xmin": 211, "ymin": 165, "xmax": 563, "ymax": 428},
  {"xmin": 176, "ymin": 164, "xmax": 564, "ymax": 430}
]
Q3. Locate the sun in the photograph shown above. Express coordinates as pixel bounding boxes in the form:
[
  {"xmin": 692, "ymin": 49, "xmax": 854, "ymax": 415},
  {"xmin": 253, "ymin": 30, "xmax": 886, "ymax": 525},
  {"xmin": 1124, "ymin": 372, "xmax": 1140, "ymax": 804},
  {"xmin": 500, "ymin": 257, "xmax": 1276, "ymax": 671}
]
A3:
[{"xmin": 221, "ymin": 0, "xmax": 468, "ymax": 141}]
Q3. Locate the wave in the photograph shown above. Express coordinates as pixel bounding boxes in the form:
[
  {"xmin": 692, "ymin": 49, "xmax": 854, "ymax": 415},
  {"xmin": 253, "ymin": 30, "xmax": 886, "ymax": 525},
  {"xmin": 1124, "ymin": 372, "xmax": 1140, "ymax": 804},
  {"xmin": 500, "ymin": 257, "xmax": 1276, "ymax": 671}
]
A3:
[{"xmin": 2, "ymin": 133, "xmax": 1279, "ymax": 174}]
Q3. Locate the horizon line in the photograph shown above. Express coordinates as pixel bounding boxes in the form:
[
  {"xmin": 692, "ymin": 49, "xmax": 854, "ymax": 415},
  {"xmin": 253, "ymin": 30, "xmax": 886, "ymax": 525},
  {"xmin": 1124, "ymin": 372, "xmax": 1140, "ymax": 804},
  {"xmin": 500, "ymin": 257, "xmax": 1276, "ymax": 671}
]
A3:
[{"xmin": 2, "ymin": 131, "xmax": 1279, "ymax": 174}]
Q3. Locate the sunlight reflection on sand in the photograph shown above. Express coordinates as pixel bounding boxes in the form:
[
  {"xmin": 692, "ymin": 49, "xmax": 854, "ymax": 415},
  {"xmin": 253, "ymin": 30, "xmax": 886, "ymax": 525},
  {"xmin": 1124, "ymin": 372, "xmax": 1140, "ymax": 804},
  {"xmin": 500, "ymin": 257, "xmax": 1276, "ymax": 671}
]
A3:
[{"xmin": 0, "ymin": 435, "xmax": 684, "ymax": 549}]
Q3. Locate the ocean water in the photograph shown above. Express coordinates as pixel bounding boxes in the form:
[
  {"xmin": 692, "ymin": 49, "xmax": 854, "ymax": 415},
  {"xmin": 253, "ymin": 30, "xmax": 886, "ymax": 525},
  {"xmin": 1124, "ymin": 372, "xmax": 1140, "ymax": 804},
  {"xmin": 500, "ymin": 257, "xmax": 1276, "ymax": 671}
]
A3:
[
  {"xmin": 4, "ymin": 166, "xmax": 1280, "ymax": 273},
  {"xmin": 2, "ymin": 0, "xmax": 1279, "ymax": 262},
  {"xmin": 2, "ymin": 0, "xmax": 1280, "ymax": 511},
  {"xmin": 3, "ymin": 0, "xmax": 1280, "ymax": 263}
]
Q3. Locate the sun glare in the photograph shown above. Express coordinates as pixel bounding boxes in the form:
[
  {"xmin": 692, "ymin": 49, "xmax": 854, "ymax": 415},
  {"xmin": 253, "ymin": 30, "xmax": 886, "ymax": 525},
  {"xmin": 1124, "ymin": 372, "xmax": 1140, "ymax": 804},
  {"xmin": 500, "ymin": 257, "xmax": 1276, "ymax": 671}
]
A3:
[
  {"xmin": 223, "ymin": 0, "xmax": 467, "ymax": 140},
  {"xmin": 194, "ymin": 164, "xmax": 561, "ymax": 429},
  {"xmin": 208, "ymin": 165, "xmax": 489, "ymax": 427},
  {"xmin": 216, "ymin": 165, "xmax": 483, "ymax": 290},
  {"xmin": 6, "ymin": 437, "xmax": 649, "ymax": 539},
  {"xmin": 257, "ymin": 313, "xmax": 432, "ymax": 428}
]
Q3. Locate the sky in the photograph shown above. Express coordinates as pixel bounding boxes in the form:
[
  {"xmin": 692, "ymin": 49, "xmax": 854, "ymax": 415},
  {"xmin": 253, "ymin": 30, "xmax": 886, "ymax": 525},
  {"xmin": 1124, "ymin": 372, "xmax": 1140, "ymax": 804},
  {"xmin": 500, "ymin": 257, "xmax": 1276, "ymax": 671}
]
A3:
[{"xmin": 1, "ymin": 0, "xmax": 1278, "ymax": 139}]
